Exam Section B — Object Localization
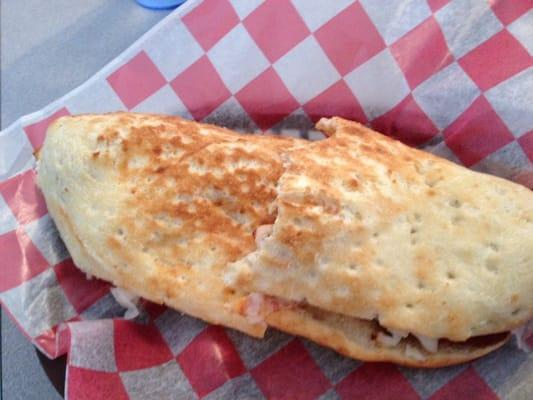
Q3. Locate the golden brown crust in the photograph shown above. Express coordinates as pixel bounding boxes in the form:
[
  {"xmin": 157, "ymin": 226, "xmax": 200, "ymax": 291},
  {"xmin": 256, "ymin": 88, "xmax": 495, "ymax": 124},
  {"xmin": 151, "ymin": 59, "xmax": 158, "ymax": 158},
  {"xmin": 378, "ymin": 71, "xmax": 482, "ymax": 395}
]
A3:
[
  {"xmin": 229, "ymin": 117, "xmax": 533, "ymax": 341},
  {"xmin": 38, "ymin": 112, "xmax": 304, "ymax": 337}
]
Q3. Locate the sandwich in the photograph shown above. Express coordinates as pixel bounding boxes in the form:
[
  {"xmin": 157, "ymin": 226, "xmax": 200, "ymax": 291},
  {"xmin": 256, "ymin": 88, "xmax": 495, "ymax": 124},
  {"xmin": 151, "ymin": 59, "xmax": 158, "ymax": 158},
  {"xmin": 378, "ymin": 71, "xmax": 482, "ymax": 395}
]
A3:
[{"xmin": 37, "ymin": 113, "xmax": 532, "ymax": 367}]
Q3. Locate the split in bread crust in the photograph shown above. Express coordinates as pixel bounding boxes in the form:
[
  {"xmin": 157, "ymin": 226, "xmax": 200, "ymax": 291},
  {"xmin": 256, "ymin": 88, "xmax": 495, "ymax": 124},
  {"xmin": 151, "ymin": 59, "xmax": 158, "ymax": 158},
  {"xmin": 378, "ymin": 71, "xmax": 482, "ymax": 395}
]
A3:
[{"xmin": 37, "ymin": 113, "xmax": 531, "ymax": 366}]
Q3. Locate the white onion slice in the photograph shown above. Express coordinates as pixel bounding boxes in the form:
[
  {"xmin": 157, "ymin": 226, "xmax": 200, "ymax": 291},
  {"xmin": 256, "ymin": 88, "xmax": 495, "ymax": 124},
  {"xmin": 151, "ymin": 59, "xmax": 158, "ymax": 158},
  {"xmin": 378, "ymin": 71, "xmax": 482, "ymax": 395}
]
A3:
[
  {"xmin": 110, "ymin": 287, "xmax": 140, "ymax": 319},
  {"xmin": 415, "ymin": 334, "xmax": 439, "ymax": 353}
]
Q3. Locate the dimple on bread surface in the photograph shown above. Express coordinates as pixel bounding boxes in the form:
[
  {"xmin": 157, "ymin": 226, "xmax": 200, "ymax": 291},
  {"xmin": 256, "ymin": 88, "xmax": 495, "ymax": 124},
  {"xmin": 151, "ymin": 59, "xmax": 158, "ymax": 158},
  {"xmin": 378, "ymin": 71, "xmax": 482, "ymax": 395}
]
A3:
[
  {"xmin": 228, "ymin": 117, "xmax": 533, "ymax": 342},
  {"xmin": 266, "ymin": 306, "xmax": 509, "ymax": 368}
]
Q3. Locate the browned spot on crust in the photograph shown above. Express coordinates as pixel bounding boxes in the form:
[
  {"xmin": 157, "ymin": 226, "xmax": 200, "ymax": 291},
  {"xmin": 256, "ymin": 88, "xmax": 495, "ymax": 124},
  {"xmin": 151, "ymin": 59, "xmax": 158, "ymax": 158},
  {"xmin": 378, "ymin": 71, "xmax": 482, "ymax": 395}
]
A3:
[
  {"xmin": 345, "ymin": 178, "xmax": 359, "ymax": 190},
  {"xmin": 87, "ymin": 114, "xmax": 307, "ymax": 289}
]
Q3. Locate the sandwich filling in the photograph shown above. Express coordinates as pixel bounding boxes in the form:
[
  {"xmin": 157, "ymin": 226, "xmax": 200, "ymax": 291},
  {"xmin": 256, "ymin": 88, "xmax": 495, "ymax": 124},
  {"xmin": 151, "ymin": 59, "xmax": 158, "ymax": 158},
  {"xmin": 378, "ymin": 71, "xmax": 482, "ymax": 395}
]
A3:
[{"xmin": 238, "ymin": 291, "xmax": 510, "ymax": 360}]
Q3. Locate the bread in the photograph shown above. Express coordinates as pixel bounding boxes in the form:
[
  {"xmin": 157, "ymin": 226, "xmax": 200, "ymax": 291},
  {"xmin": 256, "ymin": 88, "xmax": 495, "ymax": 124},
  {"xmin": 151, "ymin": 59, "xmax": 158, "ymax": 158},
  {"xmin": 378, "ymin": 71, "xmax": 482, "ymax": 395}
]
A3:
[
  {"xmin": 37, "ymin": 113, "xmax": 303, "ymax": 337},
  {"xmin": 37, "ymin": 113, "xmax": 528, "ymax": 366},
  {"xmin": 227, "ymin": 117, "xmax": 533, "ymax": 345}
]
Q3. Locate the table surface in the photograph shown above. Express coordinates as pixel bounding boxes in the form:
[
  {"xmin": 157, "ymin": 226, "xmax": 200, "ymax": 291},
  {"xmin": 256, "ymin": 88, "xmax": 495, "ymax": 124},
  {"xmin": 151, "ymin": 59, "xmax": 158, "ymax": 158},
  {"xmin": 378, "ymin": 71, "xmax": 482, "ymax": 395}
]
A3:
[{"xmin": 1, "ymin": 1, "xmax": 171, "ymax": 398}]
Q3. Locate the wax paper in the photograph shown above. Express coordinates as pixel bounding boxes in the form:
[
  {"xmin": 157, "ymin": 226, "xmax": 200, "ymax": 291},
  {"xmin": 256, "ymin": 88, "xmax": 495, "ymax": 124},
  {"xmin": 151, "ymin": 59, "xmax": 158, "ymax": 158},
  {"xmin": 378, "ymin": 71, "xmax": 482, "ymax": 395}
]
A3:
[{"xmin": 1, "ymin": 1, "xmax": 532, "ymax": 399}]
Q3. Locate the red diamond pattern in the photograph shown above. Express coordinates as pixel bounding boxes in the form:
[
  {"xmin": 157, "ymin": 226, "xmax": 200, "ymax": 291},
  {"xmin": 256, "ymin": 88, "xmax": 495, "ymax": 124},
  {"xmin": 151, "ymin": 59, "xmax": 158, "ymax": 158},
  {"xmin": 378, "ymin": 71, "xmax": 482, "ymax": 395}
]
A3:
[
  {"xmin": 35, "ymin": 320, "xmax": 73, "ymax": 358},
  {"xmin": 171, "ymin": 55, "xmax": 231, "ymax": 120},
  {"xmin": 444, "ymin": 96, "xmax": 514, "ymax": 166},
  {"xmin": 182, "ymin": 0, "xmax": 239, "ymax": 51},
  {"xmin": 252, "ymin": 339, "xmax": 330, "ymax": 400},
  {"xmin": 114, "ymin": 320, "xmax": 173, "ymax": 372},
  {"xmin": 372, "ymin": 94, "xmax": 439, "ymax": 146},
  {"xmin": 427, "ymin": 0, "xmax": 451, "ymax": 12},
  {"xmin": 0, "ymin": 169, "xmax": 48, "ymax": 225},
  {"xmin": 459, "ymin": 29, "xmax": 532, "ymax": 91},
  {"xmin": 142, "ymin": 301, "xmax": 168, "ymax": 321},
  {"xmin": 336, "ymin": 363, "xmax": 420, "ymax": 400},
  {"xmin": 177, "ymin": 325, "xmax": 245, "ymax": 398},
  {"xmin": 244, "ymin": 0, "xmax": 310, "ymax": 63},
  {"xmin": 490, "ymin": 0, "xmax": 531, "ymax": 25},
  {"xmin": 67, "ymin": 367, "xmax": 129, "ymax": 400},
  {"xmin": 236, "ymin": 67, "xmax": 299, "ymax": 130},
  {"xmin": 315, "ymin": 2, "xmax": 386, "ymax": 76},
  {"xmin": 391, "ymin": 16, "xmax": 453, "ymax": 89},
  {"xmin": 518, "ymin": 130, "xmax": 533, "ymax": 163},
  {"xmin": 429, "ymin": 367, "xmax": 498, "ymax": 400},
  {"xmin": 23, "ymin": 108, "xmax": 70, "ymax": 150},
  {"xmin": 107, "ymin": 51, "xmax": 166, "ymax": 110},
  {"xmin": 527, "ymin": 332, "xmax": 533, "ymax": 348},
  {"xmin": 54, "ymin": 259, "xmax": 110, "ymax": 314},
  {"xmin": 0, "ymin": 229, "xmax": 49, "ymax": 292},
  {"xmin": 304, "ymin": 80, "xmax": 368, "ymax": 124}
]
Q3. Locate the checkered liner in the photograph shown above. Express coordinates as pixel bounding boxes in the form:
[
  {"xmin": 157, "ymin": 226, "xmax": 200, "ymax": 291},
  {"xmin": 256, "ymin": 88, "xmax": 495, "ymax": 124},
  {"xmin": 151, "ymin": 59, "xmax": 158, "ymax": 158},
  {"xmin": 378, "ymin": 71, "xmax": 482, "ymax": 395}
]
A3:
[{"xmin": 1, "ymin": 0, "xmax": 532, "ymax": 398}]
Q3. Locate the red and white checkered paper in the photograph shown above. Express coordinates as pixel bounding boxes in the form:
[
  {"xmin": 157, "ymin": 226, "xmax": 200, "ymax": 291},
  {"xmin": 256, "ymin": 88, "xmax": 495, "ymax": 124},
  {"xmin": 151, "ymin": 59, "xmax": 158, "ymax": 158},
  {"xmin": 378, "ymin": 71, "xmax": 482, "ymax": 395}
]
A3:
[{"xmin": 1, "ymin": 0, "xmax": 532, "ymax": 398}]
